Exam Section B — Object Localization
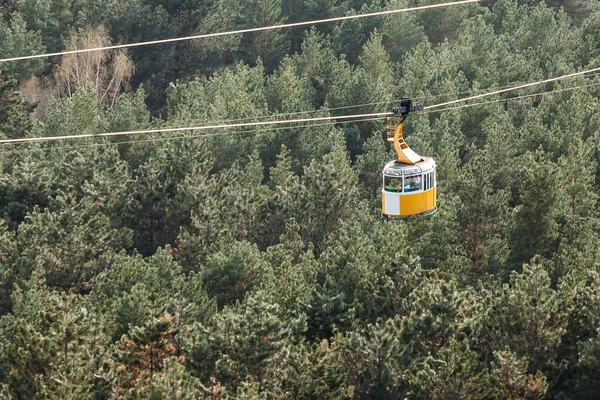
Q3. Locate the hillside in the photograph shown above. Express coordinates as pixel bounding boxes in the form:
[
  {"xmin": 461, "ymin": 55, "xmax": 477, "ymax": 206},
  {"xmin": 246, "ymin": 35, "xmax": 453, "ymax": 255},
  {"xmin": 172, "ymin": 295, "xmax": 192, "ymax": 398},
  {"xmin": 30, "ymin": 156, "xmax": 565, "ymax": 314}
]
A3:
[{"xmin": 1, "ymin": 0, "xmax": 600, "ymax": 398}]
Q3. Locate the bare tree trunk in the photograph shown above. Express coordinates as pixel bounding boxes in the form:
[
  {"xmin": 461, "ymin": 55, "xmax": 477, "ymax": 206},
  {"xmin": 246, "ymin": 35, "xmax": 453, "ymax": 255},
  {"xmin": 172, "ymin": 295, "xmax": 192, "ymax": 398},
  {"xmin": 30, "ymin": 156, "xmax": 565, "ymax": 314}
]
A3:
[{"xmin": 54, "ymin": 27, "xmax": 133, "ymax": 106}]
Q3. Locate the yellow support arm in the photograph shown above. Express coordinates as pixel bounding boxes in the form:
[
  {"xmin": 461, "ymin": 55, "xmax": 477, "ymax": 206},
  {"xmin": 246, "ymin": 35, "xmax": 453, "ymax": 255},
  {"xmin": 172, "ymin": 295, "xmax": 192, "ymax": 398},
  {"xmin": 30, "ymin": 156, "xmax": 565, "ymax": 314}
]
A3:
[{"xmin": 391, "ymin": 120, "xmax": 422, "ymax": 165}]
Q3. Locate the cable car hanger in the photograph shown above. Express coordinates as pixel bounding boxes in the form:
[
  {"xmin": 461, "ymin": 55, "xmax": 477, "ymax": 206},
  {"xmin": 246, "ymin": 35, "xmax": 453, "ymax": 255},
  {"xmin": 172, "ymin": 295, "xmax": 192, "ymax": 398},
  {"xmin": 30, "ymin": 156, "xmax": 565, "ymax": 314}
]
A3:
[
  {"xmin": 389, "ymin": 98, "xmax": 424, "ymax": 164},
  {"xmin": 382, "ymin": 98, "xmax": 437, "ymax": 217}
]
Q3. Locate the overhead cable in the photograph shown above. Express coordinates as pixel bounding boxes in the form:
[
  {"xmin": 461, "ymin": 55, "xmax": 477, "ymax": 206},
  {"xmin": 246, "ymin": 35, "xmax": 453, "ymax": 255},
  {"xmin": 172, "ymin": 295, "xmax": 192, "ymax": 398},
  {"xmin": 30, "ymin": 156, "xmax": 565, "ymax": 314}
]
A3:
[
  {"xmin": 423, "ymin": 82, "xmax": 600, "ymax": 114},
  {"xmin": 0, "ymin": 112, "xmax": 390, "ymax": 145},
  {"xmin": 0, "ymin": 117, "xmax": 386, "ymax": 155},
  {"xmin": 423, "ymin": 66, "xmax": 600, "ymax": 110},
  {"xmin": 1, "ymin": 68, "xmax": 598, "ymax": 147},
  {"xmin": 235, "ymin": 72, "xmax": 600, "ymax": 123},
  {"xmin": 0, "ymin": 0, "xmax": 479, "ymax": 63},
  {"xmin": 169, "ymin": 101, "xmax": 397, "ymax": 127}
]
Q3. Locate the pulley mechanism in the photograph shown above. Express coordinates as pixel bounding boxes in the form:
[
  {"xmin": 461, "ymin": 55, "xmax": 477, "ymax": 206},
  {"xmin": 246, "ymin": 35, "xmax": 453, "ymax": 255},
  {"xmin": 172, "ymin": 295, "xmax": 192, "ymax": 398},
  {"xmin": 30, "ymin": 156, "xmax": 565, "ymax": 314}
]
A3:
[{"xmin": 392, "ymin": 97, "xmax": 424, "ymax": 120}]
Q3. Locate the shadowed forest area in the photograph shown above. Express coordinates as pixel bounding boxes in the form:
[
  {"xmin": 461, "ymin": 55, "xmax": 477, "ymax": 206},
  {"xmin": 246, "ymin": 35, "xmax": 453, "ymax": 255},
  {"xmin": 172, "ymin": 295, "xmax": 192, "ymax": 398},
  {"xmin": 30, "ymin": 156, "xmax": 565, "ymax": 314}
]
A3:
[{"xmin": 1, "ymin": 0, "xmax": 600, "ymax": 398}]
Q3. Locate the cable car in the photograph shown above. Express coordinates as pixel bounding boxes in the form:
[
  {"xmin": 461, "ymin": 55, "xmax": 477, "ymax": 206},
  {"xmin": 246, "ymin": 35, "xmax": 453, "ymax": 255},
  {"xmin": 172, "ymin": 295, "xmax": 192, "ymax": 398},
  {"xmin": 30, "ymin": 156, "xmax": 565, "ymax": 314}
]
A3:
[{"xmin": 382, "ymin": 98, "xmax": 437, "ymax": 217}]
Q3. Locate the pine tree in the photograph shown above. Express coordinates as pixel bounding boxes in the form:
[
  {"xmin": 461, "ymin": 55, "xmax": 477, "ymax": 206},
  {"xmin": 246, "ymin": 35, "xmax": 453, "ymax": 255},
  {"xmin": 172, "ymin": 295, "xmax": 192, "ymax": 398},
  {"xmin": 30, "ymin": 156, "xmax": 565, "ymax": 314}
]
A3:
[
  {"xmin": 478, "ymin": 261, "xmax": 568, "ymax": 376},
  {"xmin": 189, "ymin": 293, "xmax": 301, "ymax": 394},
  {"xmin": 405, "ymin": 341, "xmax": 494, "ymax": 399},
  {"xmin": 197, "ymin": 237, "xmax": 267, "ymax": 309},
  {"xmin": 0, "ymin": 269, "xmax": 110, "ymax": 399},
  {"xmin": 335, "ymin": 318, "xmax": 406, "ymax": 398},
  {"xmin": 301, "ymin": 132, "xmax": 359, "ymax": 249},
  {"xmin": 270, "ymin": 339, "xmax": 351, "ymax": 399},
  {"xmin": 452, "ymin": 152, "xmax": 510, "ymax": 277},
  {"xmin": 259, "ymin": 146, "xmax": 309, "ymax": 247},
  {"xmin": 240, "ymin": 0, "xmax": 288, "ymax": 71},
  {"xmin": 260, "ymin": 218, "xmax": 319, "ymax": 313},
  {"xmin": 509, "ymin": 150, "xmax": 562, "ymax": 265},
  {"xmin": 354, "ymin": 133, "xmax": 390, "ymax": 207},
  {"xmin": 491, "ymin": 349, "xmax": 549, "ymax": 399}
]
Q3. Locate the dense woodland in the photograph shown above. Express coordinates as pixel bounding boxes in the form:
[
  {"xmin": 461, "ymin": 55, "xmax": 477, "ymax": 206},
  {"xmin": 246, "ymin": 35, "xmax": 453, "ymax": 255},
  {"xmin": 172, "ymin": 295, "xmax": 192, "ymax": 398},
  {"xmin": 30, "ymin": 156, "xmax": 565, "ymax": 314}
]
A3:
[{"xmin": 1, "ymin": 0, "xmax": 600, "ymax": 398}]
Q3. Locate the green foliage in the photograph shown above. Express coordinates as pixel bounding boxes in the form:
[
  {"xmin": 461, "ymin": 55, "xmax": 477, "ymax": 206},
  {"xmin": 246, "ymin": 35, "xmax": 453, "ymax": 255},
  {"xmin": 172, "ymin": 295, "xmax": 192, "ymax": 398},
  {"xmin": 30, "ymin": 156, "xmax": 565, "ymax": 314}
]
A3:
[
  {"xmin": 93, "ymin": 248, "xmax": 215, "ymax": 340},
  {"xmin": 0, "ymin": 13, "xmax": 45, "ymax": 82},
  {"xmin": 478, "ymin": 261, "xmax": 568, "ymax": 376},
  {"xmin": 106, "ymin": 89, "xmax": 152, "ymax": 134},
  {"xmin": 108, "ymin": 0, "xmax": 177, "ymax": 111},
  {"xmin": 335, "ymin": 318, "xmax": 406, "ymax": 398},
  {"xmin": 0, "ymin": 13, "xmax": 45, "ymax": 138},
  {"xmin": 239, "ymin": 0, "xmax": 288, "ymax": 71},
  {"xmin": 354, "ymin": 133, "xmax": 390, "ymax": 205},
  {"xmin": 259, "ymin": 147, "xmax": 310, "ymax": 247},
  {"xmin": 319, "ymin": 215, "xmax": 421, "ymax": 322},
  {"xmin": 405, "ymin": 341, "xmax": 493, "ymax": 399},
  {"xmin": 509, "ymin": 150, "xmax": 562, "ymax": 265},
  {"xmin": 400, "ymin": 277, "xmax": 470, "ymax": 360},
  {"xmin": 198, "ymin": 238, "xmax": 267, "ymax": 308},
  {"xmin": 0, "ymin": 154, "xmax": 55, "ymax": 228},
  {"xmin": 491, "ymin": 349, "xmax": 548, "ymax": 400},
  {"xmin": 188, "ymin": 292, "xmax": 303, "ymax": 394},
  {"xmin": 328, "ymin": 30, "xmax": 395, "ymax": 134},
  {"xmin": 259, "ymin": 218, "xmax": 319, "ymax": 312},
  {"xmin": 42, "ymin": 88, "xmax": 107, "ymax": 137},
  {"xmin": 114, "ymin": 312, "xmax": 180, "ymax": 393},
  {"xmin": 10, "ymin": 191, "xmax": 127, "ymax": 292},
  {"xmin": 416, "ymin": 0, "xmax": 479, "ymax": 44},
  {"xmin": 452, "ymin": 151, "xmax": 510, "ymax": 277},
  {"xmin": 270, "ymin": 339, "xmax": 351, "ymax": 399},
  {"xmin": 116, "ymin": 357, "xmax": 203, "ymax": 399},
  {"xmin": 301, "ymin": 132, "xmax": 360, "ymax": 248},
  {"xmin": 0, "ymin": 269, "xmax": 110, "ymax": 399}
]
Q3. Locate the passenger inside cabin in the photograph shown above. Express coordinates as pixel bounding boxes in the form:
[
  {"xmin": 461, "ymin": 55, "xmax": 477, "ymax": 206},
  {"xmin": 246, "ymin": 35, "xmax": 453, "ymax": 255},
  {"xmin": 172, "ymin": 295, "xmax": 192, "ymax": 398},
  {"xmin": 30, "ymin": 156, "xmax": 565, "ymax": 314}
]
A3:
[
  {"xmin": 404, "ymin": 175, "xmax": 421, "ymax": 192},
  {"xmin": 411, "ymin": 175, "xmax": 421, "ymax": 190},
  {"xmin": 386, "ymin": 178, "xmax": 401, "ymax": 192}
]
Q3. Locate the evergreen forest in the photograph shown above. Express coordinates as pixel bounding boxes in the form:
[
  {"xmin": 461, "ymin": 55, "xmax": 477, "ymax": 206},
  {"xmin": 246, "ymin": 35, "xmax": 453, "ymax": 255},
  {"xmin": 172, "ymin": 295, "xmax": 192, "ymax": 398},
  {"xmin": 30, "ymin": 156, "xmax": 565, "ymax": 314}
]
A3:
[{"xmin": 2, "ymin": 0, "xmax": 600, "ymax": 398}]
